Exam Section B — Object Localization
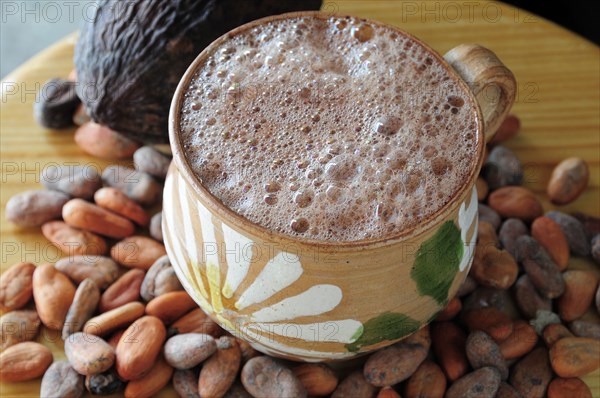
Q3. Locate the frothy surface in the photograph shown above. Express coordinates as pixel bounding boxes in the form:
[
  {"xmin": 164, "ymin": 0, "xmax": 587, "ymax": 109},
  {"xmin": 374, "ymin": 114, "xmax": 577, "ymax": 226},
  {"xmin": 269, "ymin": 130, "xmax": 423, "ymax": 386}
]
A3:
[{"xmin": 179, "ymin": 16, "xmax": 479, "ymax": 241}]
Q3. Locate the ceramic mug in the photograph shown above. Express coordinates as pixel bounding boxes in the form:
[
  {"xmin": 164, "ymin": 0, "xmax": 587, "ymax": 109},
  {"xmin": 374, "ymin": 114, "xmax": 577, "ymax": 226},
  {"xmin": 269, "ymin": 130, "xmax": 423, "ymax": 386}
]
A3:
[{"xmin": 164, "ymin": 12, "xmax": 516, "ymax": 362}]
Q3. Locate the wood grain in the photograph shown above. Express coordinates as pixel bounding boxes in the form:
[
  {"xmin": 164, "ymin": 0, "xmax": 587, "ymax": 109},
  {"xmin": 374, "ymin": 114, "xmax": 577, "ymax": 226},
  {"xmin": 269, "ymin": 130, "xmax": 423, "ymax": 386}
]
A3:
[{"xmin": 1, "ymin": 1, "xmax": 598, "ymax": 396}]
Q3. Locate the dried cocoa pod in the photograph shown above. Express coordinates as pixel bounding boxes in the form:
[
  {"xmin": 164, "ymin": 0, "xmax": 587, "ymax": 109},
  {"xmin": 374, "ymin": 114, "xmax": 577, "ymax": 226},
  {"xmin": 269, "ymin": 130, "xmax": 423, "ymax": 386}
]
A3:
[
  {"xmin": 163, "ymin": 333, "xmax": 216, "ymax": 369},
  {"xmin": 498, "ymin": 218, "xmax": 528, "ymax": 259},
  {"xmin": 483, "ymin": 146, "xmax": 523, "ymax": 189},
  {"xmin": 514, "ymin": 274, "xmax": 552, "ymax": 319},
  {"xmin": 172, "ymin": 369, "xmax": 200, "ymax": 398},
  {"xmin": 85, "ymin": 368, "xmax": 125, "ymax": 395},
  {"xmin": 74, "ymin": 0, "xmax": 323, "ymax": 143},
  {"xmin": 94, "ymin": 187, "xmax": 149, "ymax": 226},
  {"xmin": 0, "ymin": 262, "xmax": 35, "ymax": 312},
  {"xmin": 331, "ymin": 371, "xmax": 377, "ymax": 398},
  {"xmin": 569, "ymin": 320, "xmax": 600, "ymax": 340},
  {"xmin": 34, "ymin": 78, "xmax": 80, "ymax": 128},
  {"xmin": 466, "ymin": 331, "xmax": 508, "ymax": 380},
  {"xmin": 64, "ymin": 332, "xmax": 115, "ymax": 376},
  {"xmin": 547, "ymin": 157, "xmax": 589, "ymax": 205},
  {"xmin": 531, "ymin": 216, "xmax": 570, "ymax": 270},
  {"xmin": 199, "ymin": 336, "xmax": 242, "ymax": 398},
  {"xmin": 40, "ymin": 360, "xmax": 84, "ymax": 398},
  {"xmin": 546, "ymin": 211, "xmax": 590, "ymax": 256},
  {"xmin": 99, "ymin": 269, "xmax": 145, "ymax": 312},
  {"xmin": 241, "ymin": 356, "xmax": 307, "ymax": 398},
  {"xmin": 41, "ymin": 164, "xmax": 102, "ymax": 199},
  {"xmin": 6, "ymin": 190, "xmax": 69, "ymax": 227},
  {"xmin": 133, "ymin": 146, "xmax": 171, "ymax": 179},
  {"xmin": 478, "ymin": 203, "xmax": 501, "ymax": 230},
  {"xmin": 0, "ymin": 310, "xmax": 41, "ymax": 351},
  {"xmin": 75, "ymin": 122, "xmax": 140, "ymax": 159},
  {"xmin": 549, "ymin": 337, "xmax": 600, "ymax": 378},
  {"xmin": 0, "ymin": 341, "xmax": 53, "ymax": 382},
  {"xmin": 42, "ymin": 221, "xmax": 107, "ymax": 256},
  {"xmin": 54, "ymin": 255, "xmax": 119, "ymax": 290},
  {"xmin": 111, "ymin": 235, "xmax": 167, "ymax": 269},
  {"xmin": 488, "ymin": 186, "xmax": 543, "ymax": 222},
  {"xmin": 33, "ymin": 263, "xmax": 76, "ymax": 330},
  {"xmin": 149, "ymin": 211, "xmax": 163, "ymax": 242},
  {"xmin": 140, "ymin": 255, "xmax": 182, "ymax": 302},
  {"xmin": 62, "ymin": 279, "xmax": 101, "ymax": 339},
  {"xmin": 516, "ymin": 236, "xmax": 565, "ymax": 299},
  {"xmin": 445, "ymin": 367, "xmax": 501, "ymax": 398},
  {"xmin": 102, "ymin": 165, "xmax": 162, "ymax": 206},
  {"xmin": 509, "ymin": 347, "xmax": 552, "ymax": 397}
]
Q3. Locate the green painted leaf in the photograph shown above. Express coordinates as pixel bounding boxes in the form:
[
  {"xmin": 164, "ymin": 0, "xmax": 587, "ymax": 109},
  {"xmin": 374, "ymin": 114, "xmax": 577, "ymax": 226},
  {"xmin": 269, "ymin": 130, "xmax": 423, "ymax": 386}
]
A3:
[
  {"xmin": 411, "ymin": 221, "xmax": 463, "ymax": 305},
  {"xmin": 345, "ymin": 312, "xmax": 420, "ymax": 352}
]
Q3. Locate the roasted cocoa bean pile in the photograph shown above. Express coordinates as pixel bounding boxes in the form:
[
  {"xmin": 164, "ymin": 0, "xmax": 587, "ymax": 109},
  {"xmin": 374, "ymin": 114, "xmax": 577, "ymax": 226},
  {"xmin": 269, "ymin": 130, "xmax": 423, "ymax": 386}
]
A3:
[{"xmin": 2, "ymin": 87, "xmax": 600, "ymax": 398}]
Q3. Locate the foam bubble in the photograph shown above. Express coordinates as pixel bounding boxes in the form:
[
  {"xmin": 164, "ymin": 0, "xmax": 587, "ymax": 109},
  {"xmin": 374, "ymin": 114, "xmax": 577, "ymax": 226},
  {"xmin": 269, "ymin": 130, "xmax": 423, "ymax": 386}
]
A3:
[{"xmin": 180, "ymin": 16, "xmax": 479, "ymax": 241}]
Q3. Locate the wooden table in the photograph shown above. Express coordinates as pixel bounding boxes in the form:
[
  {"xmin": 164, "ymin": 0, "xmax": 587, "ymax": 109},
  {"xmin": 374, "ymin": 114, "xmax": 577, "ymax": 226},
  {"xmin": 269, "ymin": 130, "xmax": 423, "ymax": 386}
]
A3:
[{"xmin": 1, "ymin": 1, "xmax": 598, "ymax": 396}]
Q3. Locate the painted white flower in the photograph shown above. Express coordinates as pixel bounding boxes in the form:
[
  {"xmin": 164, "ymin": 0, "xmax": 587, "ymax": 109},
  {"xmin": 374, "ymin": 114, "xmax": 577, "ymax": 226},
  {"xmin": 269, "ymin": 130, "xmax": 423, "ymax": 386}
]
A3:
[
  {"xmin": 163, "ymin": 173, "xmax": 363, "ymax": 361},
  {"xmin": 458, "ymin": 186, "xmax": 478, "ymax": 272}
]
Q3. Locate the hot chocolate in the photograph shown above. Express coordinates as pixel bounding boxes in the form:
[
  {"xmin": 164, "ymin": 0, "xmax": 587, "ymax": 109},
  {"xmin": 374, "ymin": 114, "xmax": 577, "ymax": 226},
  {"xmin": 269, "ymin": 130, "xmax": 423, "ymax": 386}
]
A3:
[{"xmin": 179, "ymin": 15, "xmax": 480, "ymax": 241}]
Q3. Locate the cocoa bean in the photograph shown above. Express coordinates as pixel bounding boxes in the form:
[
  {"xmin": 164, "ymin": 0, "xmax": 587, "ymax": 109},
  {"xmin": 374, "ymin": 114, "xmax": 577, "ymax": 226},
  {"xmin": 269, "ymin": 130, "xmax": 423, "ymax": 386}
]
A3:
[
  {"xmin": 498, "ymin": 218, "xmax": 528, "ymax": 259},
  {"xmin": 331, "ymin": 371, "xmax": 376, "ymax": 398},
  {"xmin": 403, "ymin": 360, "xmax": 446, "ymax": 398},
  {"xmin": 62, "ymin": 198, "xmax": 135, "ymax": 239},
  {"xmin": 445, "ymin": 367, "xmax": 501, "ymax": 398},
  {"xmin": 531, "ymin": 216, "xmax": 570, "ymax": 270},
  {"xmin": 42, "ymin": 221, "xmax": 107, "ymax": 256},
  {"xmin": 111, "ymin": 236, "xmax": 166, "ymax": 269},
  {"xmin": 483, "ymin": 146, "xmax": 523, "ymax": 189},
  {"xmin": 102, "ymin": 165, "xmax": 162, "ymax": 206},
  {"xmin": 0, "ymin": 341, "xmax": 53, "ymax": 382},
  {"xmin": 478, "ymin": 204, "xmax": 501, "ymax": 230},
  {"xmin": 133, "ymin": 146, "xmax": 171, "ymax": 179},
  {"xmin": 199, "ymin": 336, "xmax": 242, "ymax": 398},
  {"xmin": 558, "ymin": 270, "xmax": 598, "ymax": 322},
  {"xmin": 172, "ymin": 369, "xmax": 200, "ymax": 398},
  {"xmin": 547, "ymin": 157, "xmax": 589, "ymax": 205},
  {"xmin": 33, "ymin": 263, "xmax": 76, "ymax": 330},
  {"xmin": 41, "ymin": 164, "xmax": 102, "ymax": 199},
  {"xmin": 241, "ymin": 356, "xmax": 307, "ymax": 398},
  {"xmin": 40, "ymin": 360, "xmax": 84, "ymax": 398},
  {"xmin": 64, "ymin": 332, "xmax": 115, "ymax": 375},
  {"xmin": 466, "ymin": 330, "xmax": 508, "ymax": 379},
  {"xmin": 124, "ymin": 356, "xmax": 173, "ymax": 398},
  {"xmin": 431, "ymin": 322, "xmax": 468, "ymax": 382},
  {"xmin": 509, "ymin": 347, "xmax": 552, "ymax": 398},
  {"xmin": 85, "ymin": 368, "xmax": 125, "ymax": 395},
  {"xmin": 489, "ymin": 114, "xmax": 520, "ymax": 145},
  {"xmin": 163, "ymin": 333, "xmax": 216, "ymax": 369},
  {"xmin": 54, "ymin": 255, "xmax": 119, "ymax": 290},
  {"xmin": 115, "ymin": 315, "xmax": 166, "ymax": 380},
  {"xmin": 62, "ymin": 279, "xmax": 100, "ymax": 339},
  {"xmin": 0, "ymin": 310, "xmax": 40, "ymax": 351},
  {"xmin": 516, "ymin": 236, "xmax": 564, "ymax": 299},
  {"xmin": 569, "ymin": 320, "xmax": 600, "ymax": 340},
  {"xmin": 99, "ymin": 269, "xmax": 144, "ymax": 312},
  {"xmin": 546, "ymin": 211, "xmax": 590, "ymax": 256},
  {"xmin": 6, "ymin": 190, "xmax": 69, "ymax": 227},
  {"xmin": 547, "ymin": 377, "xmax": 593, "ymax": 398},
  {"xmin": 149, "ymin": 211, "xmax": 163, "ymax": 242},
  {"xmin": 488, "ymin": 186, "xmax": 543, "ymax": 222},
  {"xmin": 514, "ymin": 274, "xmax": 552, "ymax": 319},
  {"xmin": 94, "ymin": 187, "xmax": 149, "ymax": 226},
  {"xmin": 549, "ymin": 337, "xmax": 600, "ymax": 377},
  {"xmin": 0, "ymin": 262, "xmax": 35, "ymax": 312},
  {"xmin": 140, "ymin": 255, "xmax": 182, "ymax": 302},
  {"xmin": 84, "ymin": 301, "xmax": 145, "ymax": 337},
  {"xmin": 75, "ymin": 122, "xmax": 140, "ymax": 159}
]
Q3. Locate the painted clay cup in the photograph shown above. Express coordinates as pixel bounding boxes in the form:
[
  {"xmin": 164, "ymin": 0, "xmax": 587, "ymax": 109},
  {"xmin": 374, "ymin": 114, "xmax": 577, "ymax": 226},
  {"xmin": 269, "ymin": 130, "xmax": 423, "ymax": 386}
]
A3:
[{"xmin": 164, "ymin": 12, "xmax": 516, "ymax": 362}]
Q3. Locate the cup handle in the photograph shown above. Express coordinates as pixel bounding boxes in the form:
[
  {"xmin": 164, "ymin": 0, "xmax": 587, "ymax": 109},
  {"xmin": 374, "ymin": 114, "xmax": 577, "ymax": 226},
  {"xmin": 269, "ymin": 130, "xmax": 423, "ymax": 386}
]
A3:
[{"xmin": 444, "ymin": 44, "xmax": 517, "ymax": 143}]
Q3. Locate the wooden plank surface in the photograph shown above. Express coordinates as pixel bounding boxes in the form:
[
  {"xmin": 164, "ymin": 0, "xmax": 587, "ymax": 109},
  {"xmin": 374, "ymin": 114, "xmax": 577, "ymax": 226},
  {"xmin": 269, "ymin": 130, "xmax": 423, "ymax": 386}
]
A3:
[{"xmin": 1, "ymin": 1, "xmax": 599, "ymax": 396}]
